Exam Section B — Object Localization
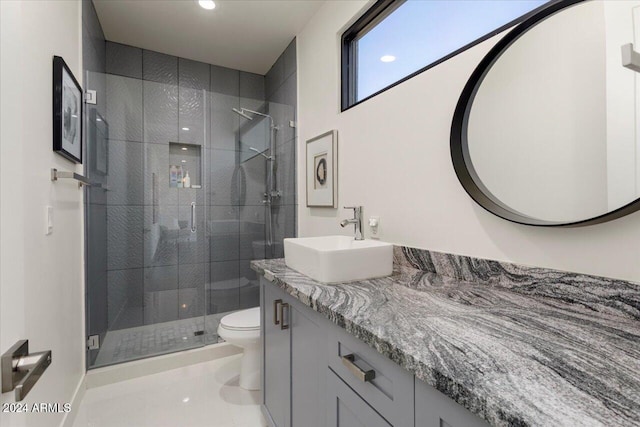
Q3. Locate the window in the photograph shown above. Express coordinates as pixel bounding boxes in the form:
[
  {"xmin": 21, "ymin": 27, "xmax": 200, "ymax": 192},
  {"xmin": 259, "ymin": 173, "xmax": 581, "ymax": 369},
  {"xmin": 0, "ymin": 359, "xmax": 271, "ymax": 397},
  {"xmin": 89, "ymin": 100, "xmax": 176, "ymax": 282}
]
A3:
[{"xmin": 341, "ymin": 0, "xmax": 549, "ymax": 110}]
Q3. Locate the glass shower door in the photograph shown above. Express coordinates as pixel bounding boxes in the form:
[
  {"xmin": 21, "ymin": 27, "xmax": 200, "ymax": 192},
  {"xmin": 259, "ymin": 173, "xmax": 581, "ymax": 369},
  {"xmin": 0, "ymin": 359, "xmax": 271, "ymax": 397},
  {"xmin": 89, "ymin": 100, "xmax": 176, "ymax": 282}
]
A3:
[
  {"xmin": 142, "ymin": 140, "xmax": 209, "ymax": 352},
  {"xmin": 85, "ymin": 71, "xmax": 209, "ymax": 368}
]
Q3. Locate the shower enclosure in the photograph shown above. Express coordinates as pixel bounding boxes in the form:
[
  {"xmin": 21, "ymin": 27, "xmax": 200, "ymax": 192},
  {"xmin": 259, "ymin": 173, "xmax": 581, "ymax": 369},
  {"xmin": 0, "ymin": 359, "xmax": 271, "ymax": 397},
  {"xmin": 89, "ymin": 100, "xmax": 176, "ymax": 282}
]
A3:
[{"xmin": 84, "ymin": 54, "xmax": 296, "ymax": 368}]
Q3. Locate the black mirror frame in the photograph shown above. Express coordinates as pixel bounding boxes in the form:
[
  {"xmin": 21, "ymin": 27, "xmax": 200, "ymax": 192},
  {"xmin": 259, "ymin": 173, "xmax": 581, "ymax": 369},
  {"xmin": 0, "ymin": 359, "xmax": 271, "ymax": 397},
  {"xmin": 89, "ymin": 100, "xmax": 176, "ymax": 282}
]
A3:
[{"xmin": 450, "ymin": 0, "xmax": 640, "ymax": 227}]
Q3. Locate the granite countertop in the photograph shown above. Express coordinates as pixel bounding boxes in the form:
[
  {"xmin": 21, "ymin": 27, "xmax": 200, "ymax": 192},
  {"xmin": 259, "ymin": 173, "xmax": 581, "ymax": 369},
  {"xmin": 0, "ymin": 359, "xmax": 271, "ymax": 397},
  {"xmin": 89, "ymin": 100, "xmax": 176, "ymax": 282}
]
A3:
[{"xmin": 251, "ymin": 258, "xmax": 640, "ymax": 427}]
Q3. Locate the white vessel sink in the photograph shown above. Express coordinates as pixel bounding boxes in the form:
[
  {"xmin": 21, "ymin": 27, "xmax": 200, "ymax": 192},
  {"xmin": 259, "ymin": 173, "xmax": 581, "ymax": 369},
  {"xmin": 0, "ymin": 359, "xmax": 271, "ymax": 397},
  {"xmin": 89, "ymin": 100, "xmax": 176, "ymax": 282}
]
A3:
[{"xmin": 283, "ymin": 236, "xmax": 393, "ymax": 284}]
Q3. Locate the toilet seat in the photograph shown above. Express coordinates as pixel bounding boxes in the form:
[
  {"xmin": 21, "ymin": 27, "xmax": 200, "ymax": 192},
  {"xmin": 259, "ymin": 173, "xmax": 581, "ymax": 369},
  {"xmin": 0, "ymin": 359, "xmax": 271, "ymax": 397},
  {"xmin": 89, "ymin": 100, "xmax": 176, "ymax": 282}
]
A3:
[{"xmin": 220, "ymin": 307, "xmax": 260, "ymax": 331}]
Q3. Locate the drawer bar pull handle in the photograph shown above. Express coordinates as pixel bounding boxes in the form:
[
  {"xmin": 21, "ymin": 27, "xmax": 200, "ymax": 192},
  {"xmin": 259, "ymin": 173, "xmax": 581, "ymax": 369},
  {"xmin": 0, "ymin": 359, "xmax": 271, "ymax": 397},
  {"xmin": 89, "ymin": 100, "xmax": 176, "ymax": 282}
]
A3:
[
  {"xmin": 280, "ymin": 302, "xmax": 290, "ymax": 330},
  {"xmin": 273, "ymin": 299, "xmax": 282, "ymax": 325},
  {"xmin": 341, "ymin": 354, "xmax": 375, "ymax": 382}
]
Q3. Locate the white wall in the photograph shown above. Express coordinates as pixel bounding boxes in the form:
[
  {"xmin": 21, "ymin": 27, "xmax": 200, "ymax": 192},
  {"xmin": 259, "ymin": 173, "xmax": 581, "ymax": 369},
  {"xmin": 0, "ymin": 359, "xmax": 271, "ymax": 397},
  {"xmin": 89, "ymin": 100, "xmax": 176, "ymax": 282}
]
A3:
[
  {"xmin": 0, "ymin": 1, "xmax": 85, "ymax": 426},
  {"xmin": 297, "ymin": 1, "xmax": 640, "ymax": 283},
  {"xmin": 604, "ymin": 1, "xmax": 640, "ymax": 210}
]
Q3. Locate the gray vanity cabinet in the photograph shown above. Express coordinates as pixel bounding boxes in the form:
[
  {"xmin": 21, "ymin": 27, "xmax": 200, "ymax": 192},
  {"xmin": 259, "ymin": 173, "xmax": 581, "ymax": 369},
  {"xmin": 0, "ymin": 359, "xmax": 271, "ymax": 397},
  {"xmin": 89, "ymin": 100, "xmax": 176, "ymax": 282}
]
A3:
[
  {"xmin": 261, "ymin": 278, "xmax": 326, "ymax": 427},
  {"xmin": 261, "ymin": 278, "xmax": 488, "ymax": 427},
  {"xmin": 414, "ymin": 378, "xmax": 489, "ymax": 427}
]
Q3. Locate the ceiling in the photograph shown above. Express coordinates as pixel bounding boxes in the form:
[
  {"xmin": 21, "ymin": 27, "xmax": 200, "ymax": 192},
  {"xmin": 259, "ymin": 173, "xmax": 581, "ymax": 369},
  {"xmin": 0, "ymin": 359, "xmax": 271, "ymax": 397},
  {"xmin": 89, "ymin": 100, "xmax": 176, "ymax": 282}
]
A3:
[{"xmin": 93, "ymin": 0, "xmax": 324, "ymax": 75}]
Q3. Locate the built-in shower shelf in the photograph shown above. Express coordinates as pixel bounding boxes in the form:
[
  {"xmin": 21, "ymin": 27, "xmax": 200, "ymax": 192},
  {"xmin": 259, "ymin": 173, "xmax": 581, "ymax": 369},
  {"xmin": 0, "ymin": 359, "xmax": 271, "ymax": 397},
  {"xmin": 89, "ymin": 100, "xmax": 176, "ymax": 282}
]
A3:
[{"xmin": 169, "ymin": 142, "xmax": 202, "ymax": 188}]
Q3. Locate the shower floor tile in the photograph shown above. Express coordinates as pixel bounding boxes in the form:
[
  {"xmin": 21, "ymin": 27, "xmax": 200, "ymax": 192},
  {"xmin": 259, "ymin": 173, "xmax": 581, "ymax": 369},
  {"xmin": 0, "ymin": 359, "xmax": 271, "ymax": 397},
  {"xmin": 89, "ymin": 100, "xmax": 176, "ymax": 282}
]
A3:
[
  {"xmin": 94, "ymin": 313, "xmax": 230, "ymax": 368},
  {"xmin": 72, "ymin": 354, "xmax": 267, "ymax": 427}
]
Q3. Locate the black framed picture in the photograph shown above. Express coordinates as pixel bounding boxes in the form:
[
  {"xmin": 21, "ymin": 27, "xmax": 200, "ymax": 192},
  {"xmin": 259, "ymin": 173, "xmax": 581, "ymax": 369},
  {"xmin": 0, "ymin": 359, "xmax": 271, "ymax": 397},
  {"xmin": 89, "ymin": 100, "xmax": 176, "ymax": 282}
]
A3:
[{"xmin": 53, "ymin": 55, "xmax": 83, "ymax": 163}]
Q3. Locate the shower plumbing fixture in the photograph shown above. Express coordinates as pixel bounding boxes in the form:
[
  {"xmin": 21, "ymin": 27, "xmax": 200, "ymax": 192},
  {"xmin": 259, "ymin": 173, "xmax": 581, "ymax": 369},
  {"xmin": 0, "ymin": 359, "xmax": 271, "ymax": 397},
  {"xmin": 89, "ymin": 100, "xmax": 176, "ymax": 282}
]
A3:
[
  {"xmin": 249, "ymin": 147, "xmax": 273, "ymax": 160},
  {"xmin": 232, "ymin": 107, "xmax": 254, "ymax": 121},
  {"xmin": 232, "ymin": 106, "xmax": 281, "ymax": 246}
]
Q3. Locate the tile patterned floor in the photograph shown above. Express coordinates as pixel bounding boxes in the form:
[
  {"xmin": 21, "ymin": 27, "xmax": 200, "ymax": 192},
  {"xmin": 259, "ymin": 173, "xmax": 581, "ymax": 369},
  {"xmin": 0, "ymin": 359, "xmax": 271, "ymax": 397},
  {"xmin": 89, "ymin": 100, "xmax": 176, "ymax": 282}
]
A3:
[
  {"xmin": 94, "ymin": 314, "xmax": 228, "ymax": 368},
  {"xmin": 73, "ymin": 354, "xmax": 268, "ymax": 427}
]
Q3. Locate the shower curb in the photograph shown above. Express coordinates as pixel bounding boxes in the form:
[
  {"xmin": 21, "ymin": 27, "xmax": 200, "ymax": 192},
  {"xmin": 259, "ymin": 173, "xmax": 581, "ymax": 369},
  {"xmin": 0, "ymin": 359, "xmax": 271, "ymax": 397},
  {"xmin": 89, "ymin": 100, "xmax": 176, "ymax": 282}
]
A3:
[{"xmin": 84, "ymin": 342, "xmax": 241, "ymax": 390}]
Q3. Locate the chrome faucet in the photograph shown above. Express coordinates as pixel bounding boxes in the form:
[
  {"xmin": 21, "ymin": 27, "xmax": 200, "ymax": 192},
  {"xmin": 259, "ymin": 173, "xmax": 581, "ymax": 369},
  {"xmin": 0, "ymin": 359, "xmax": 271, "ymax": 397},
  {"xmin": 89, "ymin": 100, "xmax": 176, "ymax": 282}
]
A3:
[{"xmin": 340, "ymin": 206, "xmax": 364, "ymax": 240}]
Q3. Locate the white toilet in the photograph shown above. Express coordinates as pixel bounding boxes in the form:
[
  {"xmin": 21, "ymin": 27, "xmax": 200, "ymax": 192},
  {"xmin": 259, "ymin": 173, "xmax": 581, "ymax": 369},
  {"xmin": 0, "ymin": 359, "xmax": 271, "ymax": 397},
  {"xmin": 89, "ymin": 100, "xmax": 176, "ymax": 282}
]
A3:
[{"xmin": 217, "ymin": 307, "xmax": 261, "ymax": 390}]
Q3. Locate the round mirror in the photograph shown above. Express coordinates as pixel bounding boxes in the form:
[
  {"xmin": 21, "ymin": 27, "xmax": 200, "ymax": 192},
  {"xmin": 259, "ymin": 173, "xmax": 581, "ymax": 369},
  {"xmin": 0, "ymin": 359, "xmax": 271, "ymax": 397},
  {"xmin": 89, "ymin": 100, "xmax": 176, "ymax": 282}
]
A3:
[{"xmin": 451, "ymin": 0, "xmax": 640, "ymax": 226}]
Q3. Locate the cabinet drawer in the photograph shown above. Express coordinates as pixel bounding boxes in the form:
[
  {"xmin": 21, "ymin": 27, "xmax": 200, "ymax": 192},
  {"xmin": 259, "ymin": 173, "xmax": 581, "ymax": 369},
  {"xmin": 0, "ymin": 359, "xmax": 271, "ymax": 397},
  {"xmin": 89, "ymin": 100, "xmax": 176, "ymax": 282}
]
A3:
[
  {"xmin": 415, "ymin": 378, "xmax": 489, "ymax": 427},
  {"xmin": 327, "ymin": 327, "xmax": 413, "ymax": 427},
  {"xmin": 327, "ymin": 369, "xmax": 391, "ymax": 427}
]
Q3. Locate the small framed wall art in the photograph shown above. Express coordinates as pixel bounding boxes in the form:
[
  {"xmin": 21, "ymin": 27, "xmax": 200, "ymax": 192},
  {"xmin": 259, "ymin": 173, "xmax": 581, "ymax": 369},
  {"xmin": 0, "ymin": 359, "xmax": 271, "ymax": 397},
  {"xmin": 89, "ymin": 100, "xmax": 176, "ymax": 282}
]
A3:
[
  {"xmin": 53, "ymin": 55, "xmax": 83, "ymax": 163},
  {"xmin": 306, "ymin": 130, "xmax": 337, "ymax": 207}
]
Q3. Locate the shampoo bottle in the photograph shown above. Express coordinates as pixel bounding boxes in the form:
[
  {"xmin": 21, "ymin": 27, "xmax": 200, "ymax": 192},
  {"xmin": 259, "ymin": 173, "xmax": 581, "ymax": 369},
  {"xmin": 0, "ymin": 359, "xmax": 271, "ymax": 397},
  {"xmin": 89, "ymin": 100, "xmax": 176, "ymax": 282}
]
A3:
[
  {"xmin": 176, "ymin": 166, "xmax": 183, "ymax": 188},
  {"xmin": 169, "ymin": 165, "xmax": 178, "ymax": 188}
]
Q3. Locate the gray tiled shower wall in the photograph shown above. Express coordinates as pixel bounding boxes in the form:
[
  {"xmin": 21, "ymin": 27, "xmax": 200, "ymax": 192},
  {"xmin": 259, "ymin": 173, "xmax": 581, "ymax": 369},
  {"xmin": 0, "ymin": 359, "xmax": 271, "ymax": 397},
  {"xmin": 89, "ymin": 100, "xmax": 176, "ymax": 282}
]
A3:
[
  {"xmin": 92, "ymin": 39, "xmax": 296, "ymax": 332},
  {"xmin": 265, "ymin": 39, "xmax": 297, "ymax": 259}
]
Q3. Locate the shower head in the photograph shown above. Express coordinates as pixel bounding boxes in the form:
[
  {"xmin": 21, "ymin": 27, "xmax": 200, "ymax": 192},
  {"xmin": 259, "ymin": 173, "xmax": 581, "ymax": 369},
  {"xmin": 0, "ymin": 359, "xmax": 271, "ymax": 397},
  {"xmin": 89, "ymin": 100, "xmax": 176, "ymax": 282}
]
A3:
[
  {"xmin": 232, "ymin": 108, "xmax": 254, "ymax": 121},
  {"xmin": 232, "ymin": 107, "xmax": 278, "ymax": 130}
]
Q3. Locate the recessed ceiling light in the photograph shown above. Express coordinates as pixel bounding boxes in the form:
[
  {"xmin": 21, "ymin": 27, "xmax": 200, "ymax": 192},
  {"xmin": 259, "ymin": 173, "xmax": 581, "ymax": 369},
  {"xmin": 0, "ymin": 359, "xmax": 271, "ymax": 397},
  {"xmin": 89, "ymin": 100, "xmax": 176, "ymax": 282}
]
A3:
[
  {"xmin": 181, "ymin": 160, "xmax": 187, "ymax": 163},
  {"xmin": 181, "ymin": 147, "xmax": 188, "ymax": 151},
  {"xmin": 198, "ymin": 0, "xmax": 215, "ymax": 10},
  {"xmin": 380, "ymin": 55, "xmax": 396, "ymax": 63},
  {"xmin": 182, "ymin": 127, "xmax": 190, "ymax": 131}
]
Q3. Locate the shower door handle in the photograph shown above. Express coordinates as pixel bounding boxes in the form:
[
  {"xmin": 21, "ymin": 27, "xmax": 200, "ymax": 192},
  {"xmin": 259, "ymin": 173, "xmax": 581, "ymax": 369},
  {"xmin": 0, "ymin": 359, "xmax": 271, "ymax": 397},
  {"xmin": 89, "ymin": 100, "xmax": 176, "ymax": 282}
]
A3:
[{"xmin": 190, "ymin": 202, "xmax": 196, "ymax": 233}]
